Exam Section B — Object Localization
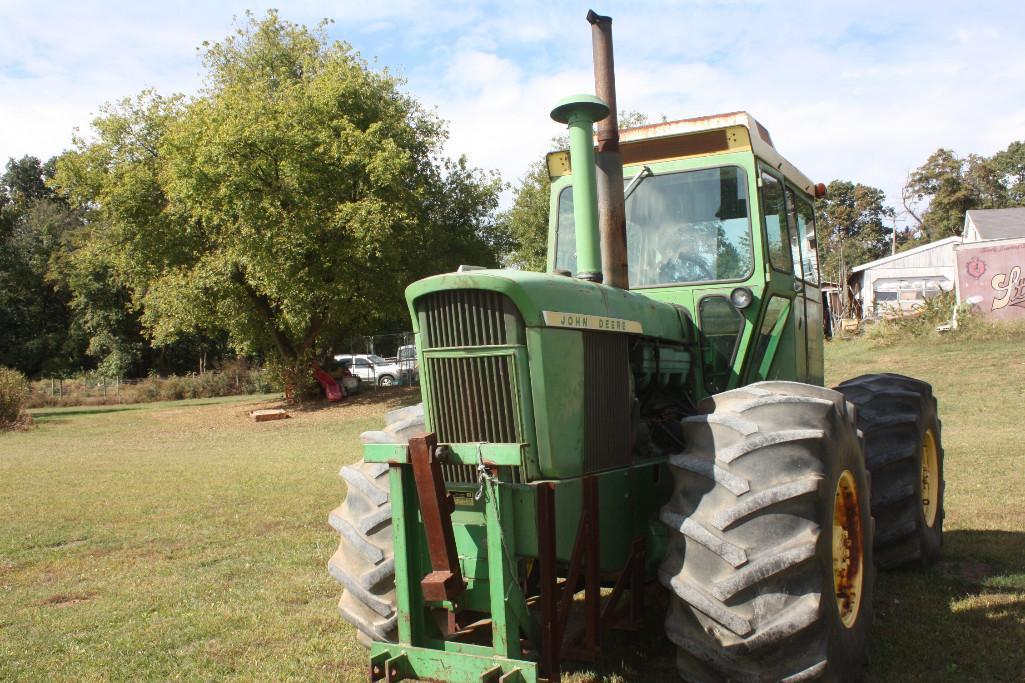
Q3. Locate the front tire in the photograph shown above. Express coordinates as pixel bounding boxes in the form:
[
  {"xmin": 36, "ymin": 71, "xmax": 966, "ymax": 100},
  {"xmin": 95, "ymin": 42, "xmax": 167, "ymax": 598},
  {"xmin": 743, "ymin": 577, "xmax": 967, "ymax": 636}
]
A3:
[
  {"xmin": 835, "ymin": 373, "xmax": 944, "ymax": 569},
  {"xmin": 378, "ymin": 374, "xmax": 396, "ymax": 387},
  {"xmin": 660, "ymin": 382, "xmax": 875, "ymax": 682},
  {"xmin": 328, "ymin": 403, "xmax": 424, "ymax": 646}
]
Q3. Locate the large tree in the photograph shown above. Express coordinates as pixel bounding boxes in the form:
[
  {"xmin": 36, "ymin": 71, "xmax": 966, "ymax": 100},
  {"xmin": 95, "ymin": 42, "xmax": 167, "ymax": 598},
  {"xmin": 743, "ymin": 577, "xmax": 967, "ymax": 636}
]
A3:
[
  {"xmin": 54, "ymin": 12, "xmax": 503, "ymax": 390},
  {"xmin": 0, "ymin": 156, "xmax": 88, "ymax": 377},
  {"xmin": 901, "ymin": 142, "xmax": 1025, "ymax": 241},
  {"xmin": 497, "ymin": 110, "xmax": 649, "ymax": 272},
  {"xmin": 814, "ymin": 180, "xmax": 895, "ymax": 285}
]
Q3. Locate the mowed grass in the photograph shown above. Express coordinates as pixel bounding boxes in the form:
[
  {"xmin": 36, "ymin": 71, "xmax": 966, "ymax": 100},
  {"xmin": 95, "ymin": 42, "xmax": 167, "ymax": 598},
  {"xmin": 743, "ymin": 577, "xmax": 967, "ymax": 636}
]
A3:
[
  {"xmin": 1, "ymin": 334, "xmax": 1023, "ymax": 681},
  {"xmin": 825, "ymin": 335, "xmax": 1025, "ymax": 682},
  {"xmin": 1, "ymin": 390, "xmax": 419, "ymax": 682}
]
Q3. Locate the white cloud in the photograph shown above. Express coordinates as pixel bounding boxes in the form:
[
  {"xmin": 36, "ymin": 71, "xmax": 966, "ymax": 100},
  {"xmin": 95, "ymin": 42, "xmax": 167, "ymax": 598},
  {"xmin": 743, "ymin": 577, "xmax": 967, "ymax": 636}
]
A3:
[{"xmin": 2, "ymin": 0, "xmax": 1025, "ymax": 216}]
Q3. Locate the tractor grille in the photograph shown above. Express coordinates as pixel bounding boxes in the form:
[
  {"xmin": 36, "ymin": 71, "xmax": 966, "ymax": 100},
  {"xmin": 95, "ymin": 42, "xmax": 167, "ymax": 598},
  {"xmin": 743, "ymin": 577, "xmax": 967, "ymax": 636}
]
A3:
[
  {"xmin": 425, "ymin": 355, "xmax": 521, "ymax": 444},
  {"xmin": 441, "ymin": 463, "xmax": 523, "ymax": 485},
  {"xmin": 583, "ymin": 332, "xmax": 632, "ymax": 473},
  {"xmin": 417, "ymin": 290, "xmax": 516, "ymax": 348}
]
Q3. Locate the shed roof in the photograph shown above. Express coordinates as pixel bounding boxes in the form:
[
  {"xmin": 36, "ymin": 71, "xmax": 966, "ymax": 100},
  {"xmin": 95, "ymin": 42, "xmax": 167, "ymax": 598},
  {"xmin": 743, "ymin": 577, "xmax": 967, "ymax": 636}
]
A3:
[
  {"xmin": 965, "ymin": 208, "xmax": 1025, "ymax": 240},
  {"xmin": 850, "ymin": 236, "xmax": 961, "ymax": 274}
]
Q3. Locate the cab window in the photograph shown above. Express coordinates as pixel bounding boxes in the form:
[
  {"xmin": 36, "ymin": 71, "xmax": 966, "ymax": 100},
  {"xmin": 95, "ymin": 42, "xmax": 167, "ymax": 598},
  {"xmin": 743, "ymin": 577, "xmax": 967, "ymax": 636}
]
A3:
[
  {"xmin": 759, "ymin": 169, "xmax": 792, "ymax": 274},
  {"xmin": 791, "ymin": 191, "xmax": 820, "ymax": 284},
  {"xmin": 554, "ymin": 166, "xmax": 753, "ymax": 285}
]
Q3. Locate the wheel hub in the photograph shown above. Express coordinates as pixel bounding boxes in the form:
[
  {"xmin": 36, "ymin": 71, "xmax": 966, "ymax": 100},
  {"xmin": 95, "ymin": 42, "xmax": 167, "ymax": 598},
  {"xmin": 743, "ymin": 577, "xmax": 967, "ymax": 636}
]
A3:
[
  {"xmin": 921, "ymin": 428, "xmax": 940, "ymax": 528},
  {"xmin": 832, "ymin": 469, "xmax": 864, "ymax": 629}
]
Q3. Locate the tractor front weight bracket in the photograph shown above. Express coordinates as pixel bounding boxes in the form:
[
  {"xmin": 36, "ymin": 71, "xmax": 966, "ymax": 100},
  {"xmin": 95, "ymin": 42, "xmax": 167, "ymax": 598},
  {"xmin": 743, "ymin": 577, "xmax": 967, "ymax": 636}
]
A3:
[{"xmin": 377, "ymin": 433, "xmax": 653, "ymax": 683}]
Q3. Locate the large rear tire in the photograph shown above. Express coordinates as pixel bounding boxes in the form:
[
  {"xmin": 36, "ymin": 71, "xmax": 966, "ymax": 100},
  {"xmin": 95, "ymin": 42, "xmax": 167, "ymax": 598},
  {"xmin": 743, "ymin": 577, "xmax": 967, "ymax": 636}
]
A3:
[
  {"xmin": 660, "ymin": 382, "xmax": 875, "ymax": 682},
  {"xmin": 328, "ymin": 403, "xmax": 424, "ymax": 646},
  {"xmin": 835, "ymin": 374, "xmax": 944, "ymax": 569}
]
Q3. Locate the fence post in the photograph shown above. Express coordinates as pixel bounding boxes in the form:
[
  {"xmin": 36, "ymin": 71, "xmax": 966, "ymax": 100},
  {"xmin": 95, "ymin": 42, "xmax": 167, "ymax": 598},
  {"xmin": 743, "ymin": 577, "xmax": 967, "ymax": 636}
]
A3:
[{"xmin": 58, "ymin": 378, "xmax": 63, "ymax": 399}]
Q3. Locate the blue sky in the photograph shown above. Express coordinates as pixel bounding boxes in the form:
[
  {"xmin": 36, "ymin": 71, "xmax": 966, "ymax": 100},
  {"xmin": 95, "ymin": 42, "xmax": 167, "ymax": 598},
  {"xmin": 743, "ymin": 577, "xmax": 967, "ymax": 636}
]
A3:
[{"xmin": 2, "ymin": 1, "xmax": 1024, "ymax": 211}]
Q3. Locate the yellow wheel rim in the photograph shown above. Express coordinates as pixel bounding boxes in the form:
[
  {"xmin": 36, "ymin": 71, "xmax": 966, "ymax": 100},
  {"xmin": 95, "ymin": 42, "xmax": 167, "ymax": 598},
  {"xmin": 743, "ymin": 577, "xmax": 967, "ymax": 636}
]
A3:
[
  {"xmin": 832, "ymin": 469, "xmax": 865, "ymax": 629},
  {"xmin": 921, "ymin": 428, "xmax": 940, "ymax": 528}
]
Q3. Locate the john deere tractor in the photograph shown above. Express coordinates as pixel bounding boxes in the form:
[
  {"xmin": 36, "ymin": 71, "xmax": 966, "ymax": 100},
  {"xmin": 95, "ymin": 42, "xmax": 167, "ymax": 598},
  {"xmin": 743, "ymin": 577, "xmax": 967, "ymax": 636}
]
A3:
[{"xmin": 329, "ymin": 12, "xmax": 944, "ymax": 682}]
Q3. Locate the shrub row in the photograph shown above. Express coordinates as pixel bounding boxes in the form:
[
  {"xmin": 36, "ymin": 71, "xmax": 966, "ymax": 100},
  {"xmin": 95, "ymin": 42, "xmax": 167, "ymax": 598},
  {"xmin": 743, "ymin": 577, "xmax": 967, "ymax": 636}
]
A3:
[{"xmin": 24, "ymin": 360, "xmax": 282, "ymax": 409}]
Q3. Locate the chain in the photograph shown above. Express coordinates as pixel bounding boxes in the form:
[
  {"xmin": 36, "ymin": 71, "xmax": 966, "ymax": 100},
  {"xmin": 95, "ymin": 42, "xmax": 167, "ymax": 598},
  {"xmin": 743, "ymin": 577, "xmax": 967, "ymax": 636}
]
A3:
[
  {"xmin": 474, "ymin": 441, "xmax": 496, "ymax": 500},
  {"xmin": 474, "ymin": 442, "xmax": 521, "ymax": 602}
]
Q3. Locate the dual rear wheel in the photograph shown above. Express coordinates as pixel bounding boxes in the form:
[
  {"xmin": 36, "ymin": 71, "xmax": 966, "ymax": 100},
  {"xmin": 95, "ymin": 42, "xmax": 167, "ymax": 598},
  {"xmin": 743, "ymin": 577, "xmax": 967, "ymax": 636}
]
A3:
[
  {"xmin": 660, "ymin": 376, "xmax": 944, "ymax": 681},
  {"xmin": 660, "ymin": 381, "xmax": 874, "ymax": 682}
]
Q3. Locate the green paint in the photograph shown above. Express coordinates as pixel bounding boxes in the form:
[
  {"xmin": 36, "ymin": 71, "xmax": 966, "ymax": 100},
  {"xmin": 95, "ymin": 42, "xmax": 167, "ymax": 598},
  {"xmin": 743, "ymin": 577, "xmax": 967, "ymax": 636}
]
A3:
[
  {"xmin": 550, "ymin": 94, "xmax": 609, "ymax": 279},
  {"xmin": 370, "ymin": 642, "xmax": 539, "ymax": 682},
  {"xmin": 367, "ymin": 98, "xmax": 832, "ymax": 680}
]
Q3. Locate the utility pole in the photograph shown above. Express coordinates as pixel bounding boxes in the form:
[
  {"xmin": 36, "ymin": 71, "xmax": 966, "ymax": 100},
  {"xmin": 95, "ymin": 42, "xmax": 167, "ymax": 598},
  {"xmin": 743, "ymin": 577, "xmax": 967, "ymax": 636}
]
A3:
[{"xmin": 891, "ymin": 214, "xmax": 907, "ymax": 255}]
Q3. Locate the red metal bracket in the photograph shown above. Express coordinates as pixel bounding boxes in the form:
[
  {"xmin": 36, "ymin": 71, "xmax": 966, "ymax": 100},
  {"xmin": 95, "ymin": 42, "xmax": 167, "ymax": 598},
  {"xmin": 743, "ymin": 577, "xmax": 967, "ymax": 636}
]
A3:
[
  {"xmin": 536, "ymin": 476, "xmax": 650, "ymax": 681},
  {"xmin": 409, "ymin": 433, "xmax": 466, "ymax": 602}
]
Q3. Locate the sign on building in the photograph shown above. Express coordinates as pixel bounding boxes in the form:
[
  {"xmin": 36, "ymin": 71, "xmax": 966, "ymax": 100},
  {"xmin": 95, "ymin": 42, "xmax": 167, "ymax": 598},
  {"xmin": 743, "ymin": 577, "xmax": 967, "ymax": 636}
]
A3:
[{"xmin": 956, "ymin": 238, "xmax": 1025, "ymax": 320}]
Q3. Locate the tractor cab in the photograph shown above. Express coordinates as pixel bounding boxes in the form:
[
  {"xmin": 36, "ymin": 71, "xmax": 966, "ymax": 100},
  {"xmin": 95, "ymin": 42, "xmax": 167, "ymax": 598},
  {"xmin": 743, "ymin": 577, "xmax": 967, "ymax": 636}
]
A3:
[{"xmin": 547, "ymin": 112, "xmax": 826, "ymax": 390}]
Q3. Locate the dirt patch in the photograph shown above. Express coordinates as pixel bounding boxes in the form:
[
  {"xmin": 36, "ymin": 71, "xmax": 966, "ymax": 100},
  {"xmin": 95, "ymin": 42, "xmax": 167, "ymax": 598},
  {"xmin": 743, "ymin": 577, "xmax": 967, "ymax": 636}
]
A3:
[
  {"xmin": 45, "ymin": 537, "xmax": 88, "ymax": 550},
  {"xmin": 148, "ymin": 387, "xmax": 419, "ymax": 433},
  {"xmin": 940, "ymin": 559, "xmax": 995, "ymax": 585},
  {"xmin": 38, "ymin": 592, "xmax": 97, "ymax": 608}
]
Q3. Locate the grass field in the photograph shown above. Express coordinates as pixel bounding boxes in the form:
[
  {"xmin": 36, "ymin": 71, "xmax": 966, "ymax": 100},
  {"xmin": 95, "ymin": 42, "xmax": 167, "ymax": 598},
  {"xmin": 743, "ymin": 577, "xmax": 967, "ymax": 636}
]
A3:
[{"xmin": 2, "ymin": 335, "xmax": 1023, "ymax": 682}]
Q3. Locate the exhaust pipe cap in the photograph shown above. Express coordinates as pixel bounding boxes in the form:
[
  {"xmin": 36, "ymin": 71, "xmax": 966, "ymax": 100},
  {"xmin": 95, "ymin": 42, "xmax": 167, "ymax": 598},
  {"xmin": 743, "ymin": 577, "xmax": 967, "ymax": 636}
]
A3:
[{"xmin": 551, "ymin": 94, "xmax": 609, "ymax": 125}]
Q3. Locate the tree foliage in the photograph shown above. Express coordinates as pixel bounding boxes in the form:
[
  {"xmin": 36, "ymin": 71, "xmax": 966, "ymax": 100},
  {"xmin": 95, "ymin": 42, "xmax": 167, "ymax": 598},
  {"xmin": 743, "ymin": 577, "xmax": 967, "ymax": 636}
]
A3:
[
  {"xmin": 814, "ymin": 180, "xmax": 895, "ymax": 284},
  {"xmin": 902, "ymin": 141, "xmax": 1025, "ymax": 241},
  {"xmin": 0, "ymin": 156, "xmax": 88, "ymax": 376},
  {"xmin": 497, "ymin": 160, "xmax": 550, "ymax": 271},
  {"xmin": 54, "ymin": 12, "xmax": 503, "ymax": 388},
  {"xmin": 498, "ymin": 110, "xmax": 649, "ymax": 272}
]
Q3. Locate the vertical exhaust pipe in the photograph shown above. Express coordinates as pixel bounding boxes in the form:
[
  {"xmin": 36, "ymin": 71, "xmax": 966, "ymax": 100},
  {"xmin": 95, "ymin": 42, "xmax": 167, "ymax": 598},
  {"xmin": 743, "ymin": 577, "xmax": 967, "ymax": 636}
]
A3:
[
  {"xmin": 550, "ymin": 95, "xmax": 610, "ymax": 283},
  {"xmin": 587, "ymin": 10, "xmax": 629, "ymax": 289}
]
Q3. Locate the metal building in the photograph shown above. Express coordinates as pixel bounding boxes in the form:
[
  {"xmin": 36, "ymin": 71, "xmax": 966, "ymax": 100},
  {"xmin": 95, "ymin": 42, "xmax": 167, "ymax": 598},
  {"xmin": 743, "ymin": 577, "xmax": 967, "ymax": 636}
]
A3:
[{"xmin": 849, "ymin": 237, "xmax": 960, "ymax": 317}]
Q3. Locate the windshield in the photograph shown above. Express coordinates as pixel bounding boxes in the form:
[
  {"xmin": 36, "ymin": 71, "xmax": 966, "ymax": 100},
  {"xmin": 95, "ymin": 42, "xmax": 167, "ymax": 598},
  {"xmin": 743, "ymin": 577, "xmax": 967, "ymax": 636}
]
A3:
[
  {"xmin": 368, "ymin": 355, "xmax": 388, "ymax": 364},
  {"xmin": 555, "ymin": 166, "xmax": 753, "ymax": 286}
]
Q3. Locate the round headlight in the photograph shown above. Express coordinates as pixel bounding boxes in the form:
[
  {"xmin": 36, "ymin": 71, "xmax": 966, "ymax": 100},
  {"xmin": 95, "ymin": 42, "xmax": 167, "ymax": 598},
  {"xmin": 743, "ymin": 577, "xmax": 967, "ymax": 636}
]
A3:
[{"xmin": 730, "ymin": 287, "xmax": 754, "ymax": 309}]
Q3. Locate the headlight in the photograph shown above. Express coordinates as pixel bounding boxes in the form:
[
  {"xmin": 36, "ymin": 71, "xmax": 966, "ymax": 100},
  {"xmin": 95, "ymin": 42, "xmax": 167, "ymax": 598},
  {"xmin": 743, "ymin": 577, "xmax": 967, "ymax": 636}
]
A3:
[{"xmin": 730, "ymin": 287, "xmax": 754, "ymax": 309}]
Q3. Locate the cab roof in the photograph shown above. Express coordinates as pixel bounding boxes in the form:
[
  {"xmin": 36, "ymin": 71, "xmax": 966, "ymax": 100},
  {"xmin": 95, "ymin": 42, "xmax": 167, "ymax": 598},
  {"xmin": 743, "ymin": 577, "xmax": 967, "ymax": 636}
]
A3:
[{"xmin": 547, "ymin": 110, "xmax": 818, "ymax": 197}]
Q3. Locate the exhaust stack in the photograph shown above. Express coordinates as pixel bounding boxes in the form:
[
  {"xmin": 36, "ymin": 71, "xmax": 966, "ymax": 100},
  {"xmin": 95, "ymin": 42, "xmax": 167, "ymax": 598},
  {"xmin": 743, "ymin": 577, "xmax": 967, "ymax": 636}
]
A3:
[
  {"xmin": 587, "ymin": 10, "xmax": 629, "ymax": 289},
  {"xmin": 550, "ymin": 94, "xmax": 610, "ymax": 283}
]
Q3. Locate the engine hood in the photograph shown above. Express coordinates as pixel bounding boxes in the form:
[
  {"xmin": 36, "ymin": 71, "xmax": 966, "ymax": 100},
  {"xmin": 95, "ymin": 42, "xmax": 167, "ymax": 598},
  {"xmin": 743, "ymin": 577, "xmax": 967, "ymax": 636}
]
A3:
[{"xmin": 406, "ymin": 269, "xmax": 690, "ymax": 342}]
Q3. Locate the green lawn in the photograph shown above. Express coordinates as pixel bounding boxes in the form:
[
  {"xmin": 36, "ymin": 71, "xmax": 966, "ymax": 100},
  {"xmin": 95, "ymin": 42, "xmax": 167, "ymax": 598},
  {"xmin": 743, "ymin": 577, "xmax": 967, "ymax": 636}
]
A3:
[{"xmin": 1, "ymin": 336, "xmax": 1023, "ymax": 681}]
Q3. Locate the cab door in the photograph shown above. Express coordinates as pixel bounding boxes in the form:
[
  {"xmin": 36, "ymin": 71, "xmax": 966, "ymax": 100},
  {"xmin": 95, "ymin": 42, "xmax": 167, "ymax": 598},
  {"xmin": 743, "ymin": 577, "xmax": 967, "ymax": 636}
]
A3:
[
  {"xmin": 788, "ymin": 188, "xmax": 825, "ymax": 385},
  {"xmin": 756, "ymin": 165, "xmax": 807, "ymax": 381}
]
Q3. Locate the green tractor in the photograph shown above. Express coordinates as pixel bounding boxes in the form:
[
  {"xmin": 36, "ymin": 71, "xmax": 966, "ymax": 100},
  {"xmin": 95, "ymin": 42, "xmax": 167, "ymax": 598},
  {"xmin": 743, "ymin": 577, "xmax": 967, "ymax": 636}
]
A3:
[{"xmin": 329, "ymin": 12, "xmax": 945, "ymax": 682}]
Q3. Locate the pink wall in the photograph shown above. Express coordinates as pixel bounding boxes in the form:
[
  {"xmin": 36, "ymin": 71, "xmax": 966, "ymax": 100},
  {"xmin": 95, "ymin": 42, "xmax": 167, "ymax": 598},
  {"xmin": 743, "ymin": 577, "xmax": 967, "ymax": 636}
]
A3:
[{"xmin": 956, "ymin": 240, "xmax": 1025, "ymax": 320}]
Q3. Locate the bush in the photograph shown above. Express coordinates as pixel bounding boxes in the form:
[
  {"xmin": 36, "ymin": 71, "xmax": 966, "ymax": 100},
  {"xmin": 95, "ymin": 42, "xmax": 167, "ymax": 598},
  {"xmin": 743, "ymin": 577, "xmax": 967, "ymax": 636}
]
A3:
[
  {"xmin": 22, "ymin": 360, "xmax": 285, "ymax": 409},
  {"xmin": 865, "ymin": 291, "xmax": 1025, "ymax": 346},
  {"xmin": 0, "ymin": 367, "xmax": 33, "ymax": 430},
  {"xmin": 865, "ymin": 292, "xmax": 957, "ymax": 346}
]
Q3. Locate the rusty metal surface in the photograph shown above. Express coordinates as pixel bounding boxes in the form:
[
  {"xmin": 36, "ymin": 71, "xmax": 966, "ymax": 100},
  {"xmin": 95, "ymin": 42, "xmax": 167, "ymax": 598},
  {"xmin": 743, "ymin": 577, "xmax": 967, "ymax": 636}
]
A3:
[
  {"xmin": 409, "ymin": 433, "xmax": 466, "ymax": 602},
  {"xmin": 600, "ymin": 537, "xmax": 646, "ymax": 633},
  {"xmin": 587, "ymin": 9, "xmax": 629, "ymax": 290},
  {"xmin": 537, "ymin": 482, "xmax": 559, "ymax": 682}
]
